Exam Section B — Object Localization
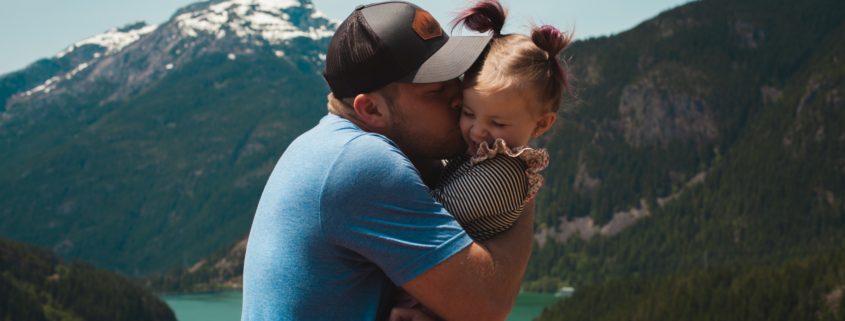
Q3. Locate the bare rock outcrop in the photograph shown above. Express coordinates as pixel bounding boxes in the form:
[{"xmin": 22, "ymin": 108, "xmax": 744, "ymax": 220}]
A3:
[{"xmin": 618, "ymin": 70, "xmax": 718, "ymax": 148}]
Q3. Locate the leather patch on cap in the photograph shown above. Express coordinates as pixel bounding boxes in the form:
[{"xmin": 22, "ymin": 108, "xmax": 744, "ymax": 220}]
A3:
[{"xmin": 412, "ymin": 9, "xmax": 443, "ymax": 40}]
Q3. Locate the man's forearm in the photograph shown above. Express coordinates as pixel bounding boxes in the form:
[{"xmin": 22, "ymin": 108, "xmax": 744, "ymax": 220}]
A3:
[
  {"xmin": 403, "ymin": 203, "xmax": 535, "ymax": 321},
  {"xmin": 476, "ymin": 203, "xmax": 535, "ymax": 306}
]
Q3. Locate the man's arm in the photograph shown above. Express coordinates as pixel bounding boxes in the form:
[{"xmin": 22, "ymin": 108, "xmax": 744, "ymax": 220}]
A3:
[{"xmin": 401, "ymin": 201, "xmax": 534, "ymax": 321}]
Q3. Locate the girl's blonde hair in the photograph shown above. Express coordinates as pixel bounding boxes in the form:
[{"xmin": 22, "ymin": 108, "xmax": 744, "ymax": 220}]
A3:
[{"xmin": 453, "ymin": 0, "xmax": 573, "ymax": 113}]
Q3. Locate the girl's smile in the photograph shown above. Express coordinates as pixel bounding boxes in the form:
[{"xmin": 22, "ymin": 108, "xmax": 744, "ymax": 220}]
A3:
[{"xmin": 460, "ymin": 88, "xmax": 556, "ymax": 153}]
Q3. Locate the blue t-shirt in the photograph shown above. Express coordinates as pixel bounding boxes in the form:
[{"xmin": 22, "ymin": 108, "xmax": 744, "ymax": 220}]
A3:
[{"xmin": 241, "ymin": 114, "xmax": 473, "ymax": 321}]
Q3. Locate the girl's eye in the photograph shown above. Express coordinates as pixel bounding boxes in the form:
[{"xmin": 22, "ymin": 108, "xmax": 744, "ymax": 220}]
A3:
[
  {"xmin": 492, "ymin": 121, "xmax": 507, "ymax": 128},
  {"xmin": 462, "ymin": 109, "xmax": 475, "ymax": 117}
]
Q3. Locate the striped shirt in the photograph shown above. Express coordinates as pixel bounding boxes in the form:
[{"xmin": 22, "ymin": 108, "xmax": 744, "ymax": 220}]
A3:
[{"xmin": 431, "ymin": 154, "xmax": 529, "ymax": 241}]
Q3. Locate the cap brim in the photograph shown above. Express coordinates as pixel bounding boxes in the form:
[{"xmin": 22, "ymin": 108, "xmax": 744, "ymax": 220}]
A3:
[{"xmin": 400, "ymin": 35, "xmax": 492, "ymax": 84}]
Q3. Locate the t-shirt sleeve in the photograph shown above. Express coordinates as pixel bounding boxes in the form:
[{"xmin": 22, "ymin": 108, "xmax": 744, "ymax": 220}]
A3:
[{"xmin": 320, "ymin": 134, "xmax": 473, "ymax": 286}]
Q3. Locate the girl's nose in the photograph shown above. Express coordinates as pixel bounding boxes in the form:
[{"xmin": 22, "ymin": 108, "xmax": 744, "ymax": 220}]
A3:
[{"xmin": 471, "ymin": 125, "xmax": 488, "ymax": 141}]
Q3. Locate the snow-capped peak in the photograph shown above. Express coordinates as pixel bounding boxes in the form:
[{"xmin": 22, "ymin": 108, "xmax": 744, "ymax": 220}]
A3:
[
  {"xmin": 12, "ymin": 0, "xmax": 335, "ymax": 104},
  {"xmin": 174, "ymin": 0, "xmax": 334, "ymax": 44},
  {"xmin": 56, "ymin": 22, "xmax": 158, "ymax": 59}
]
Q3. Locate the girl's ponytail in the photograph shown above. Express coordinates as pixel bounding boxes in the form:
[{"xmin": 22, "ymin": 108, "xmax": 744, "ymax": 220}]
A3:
[
  {"xmin": 451, "ymin": 0, "xmax": 507, "ymax": 36},
  {"xmin": 454, "ymin": 1, "xmax": 574, "ymax": 112},
  {"xmin": 531, "ymin": 25, "xmax": 573, "ymax": 95}
]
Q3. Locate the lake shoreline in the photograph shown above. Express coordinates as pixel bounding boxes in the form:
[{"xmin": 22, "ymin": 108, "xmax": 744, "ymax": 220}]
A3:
[{"xmin": 163, "ymin": 290, "xmax": 565, "ymax": 321}]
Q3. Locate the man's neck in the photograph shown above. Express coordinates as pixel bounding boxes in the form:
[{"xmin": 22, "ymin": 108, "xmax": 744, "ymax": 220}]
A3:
[{"xmin": 327, "ymin": 94, "xmax": 377, "ymax": 132}]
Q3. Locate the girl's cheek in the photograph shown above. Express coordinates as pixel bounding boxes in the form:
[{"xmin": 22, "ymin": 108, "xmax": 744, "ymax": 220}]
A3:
[{"xmin": 459, "ymin": 116, "xmax": 471, "ymax": 131}]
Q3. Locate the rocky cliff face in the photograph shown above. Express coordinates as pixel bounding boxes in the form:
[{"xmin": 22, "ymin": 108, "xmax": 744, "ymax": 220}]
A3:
[{"xmin": 618, "ymin": 69, "xmax": 718, "ymax": 148}]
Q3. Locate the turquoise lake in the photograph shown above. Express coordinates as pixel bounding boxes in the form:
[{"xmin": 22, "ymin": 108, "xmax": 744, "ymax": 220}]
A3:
[{"xmin": 163, "ymin": 291, "xmax": 562, "ymax": 321}]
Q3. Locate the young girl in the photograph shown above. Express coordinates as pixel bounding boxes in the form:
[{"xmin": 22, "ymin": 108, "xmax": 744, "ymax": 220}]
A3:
[
  {"xmin": 390, "ymin": 2, "xmax": 572, "ymax": 319},
  {"xmin": 430, "ymin": 0, "xmax": 572, "ymax": 241}
]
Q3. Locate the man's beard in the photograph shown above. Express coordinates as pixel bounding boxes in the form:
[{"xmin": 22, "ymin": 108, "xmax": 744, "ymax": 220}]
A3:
[{"xmin": 387, "ymin": 112, "xmax": 466, "ymax": 161}]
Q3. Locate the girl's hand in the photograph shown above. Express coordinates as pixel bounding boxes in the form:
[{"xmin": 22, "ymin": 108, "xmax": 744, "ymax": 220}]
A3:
[{"xmin": 388, "ymin": 307, "xmax": 438, "ymax": 321}]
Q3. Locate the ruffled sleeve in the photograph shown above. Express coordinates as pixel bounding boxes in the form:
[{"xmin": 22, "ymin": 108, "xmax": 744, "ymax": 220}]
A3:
[
  {"xmin": 431, "ymin": 139, "xmax": 550, "ymax": 240},
  {"xmin": 470, "ymin": 138, "xmax": 550, "ymax": 204}
]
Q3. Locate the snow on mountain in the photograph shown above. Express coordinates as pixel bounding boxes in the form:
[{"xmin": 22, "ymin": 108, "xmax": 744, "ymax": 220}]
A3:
[
  {"xmin": 17, "ymin": 22, "xmax": 162, "ymax": 98},
  {"xmin": 8, "ymin": 0, "xmax": 335, "ymax": 106},
  {"xmin": 56, "ymin": 22, "xmax": 158, "ymax": 59},
  {"xmin": 13, "ymin": 22, "xmax": 158, "ymax": 98},
  {"xmin": 175, "ymin": 0, "xmax": 333, "ymax": 43}
]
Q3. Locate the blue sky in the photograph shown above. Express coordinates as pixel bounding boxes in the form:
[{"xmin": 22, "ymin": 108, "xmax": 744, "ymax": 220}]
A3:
[{"xmin": 0, "ymin": 0, "xmax": 692, "ymax": 75}]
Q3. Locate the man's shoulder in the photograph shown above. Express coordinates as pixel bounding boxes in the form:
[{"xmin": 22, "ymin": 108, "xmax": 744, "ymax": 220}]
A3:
[
  {"xmin": 332, "ymin": 133, "xmax": 418, "ymax": 182},
  {"xmin": 343, "ymin": 133, "xmax": 406, "ymax": 162},
  {"xmin": 301, "ymin": 114, "xmax": 419, "ymax": 186},
  {"xmin": 315, "ymin": 117, "xmax": 410, "ymax": 168},
  {"xmin": 294, "ymin": 115, "xmax": 397, "ymax": 156},
  {"xmin": 310, "ymin": 114, "xmax": 398, "ymax": 149}
]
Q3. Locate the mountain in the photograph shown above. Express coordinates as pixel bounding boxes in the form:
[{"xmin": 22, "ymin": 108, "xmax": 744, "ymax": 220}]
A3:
[
  {"xmin": 0, "ymin": 0, "xmax": 335, "ymax": 274},
  {"xmin": 523, "ymin": 0, "xmax": 845, "ymax": 290},
  {"xmin": 523, "ymin": 0, "xmax": 845, "ymax": 317},
  {"xmin": 0, "ymin": 237, "xmax": 176, "ymax": 321}
]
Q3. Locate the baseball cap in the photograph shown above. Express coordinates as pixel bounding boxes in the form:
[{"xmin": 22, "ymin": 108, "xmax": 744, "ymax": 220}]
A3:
[{"xmin": 324, "ymin": 1, "xmax": 492, "ymax": 98}]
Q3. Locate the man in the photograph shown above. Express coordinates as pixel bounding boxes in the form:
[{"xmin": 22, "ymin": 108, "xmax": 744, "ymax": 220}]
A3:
[{"xmin": 241, "ymin": 2, "xmax": 534, "ymax": 320}]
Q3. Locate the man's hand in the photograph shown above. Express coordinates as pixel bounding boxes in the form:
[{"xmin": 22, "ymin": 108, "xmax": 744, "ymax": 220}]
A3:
[{"xmin": 388, "ymin": 307, "xmax": 439, "ymax": 321}]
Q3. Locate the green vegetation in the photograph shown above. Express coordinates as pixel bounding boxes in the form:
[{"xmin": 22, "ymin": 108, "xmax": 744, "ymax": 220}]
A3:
[
  {"xmin": 144, "ymin": 238, "xmax": 245, "ymax": 293},
  {"xmin": 0, "ymin": 237, "xmax": 176, "ymax": 321},
  {"xmin": 522, "ymin": 0, "xmax": 845, "ymax": 318},
  {"xmin": 525, "ymin": 0, "xmax": 845, "ymax": 289},
  {"xmin": 0, "ymin": 50, "xmax": 330, "ymax": 274},
  {"xmin": 536, "ymin": 249, "xmax": 845, "ymax": 321}
]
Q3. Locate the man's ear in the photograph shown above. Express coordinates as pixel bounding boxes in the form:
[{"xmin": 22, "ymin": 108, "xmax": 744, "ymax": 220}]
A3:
[
  {"xmin": 532, "ymin": 112, "xmax": 557, "ymax": 138},
  {"xmin": 352, "ymin": 93, "xmax": 391, "ymax": 131}
]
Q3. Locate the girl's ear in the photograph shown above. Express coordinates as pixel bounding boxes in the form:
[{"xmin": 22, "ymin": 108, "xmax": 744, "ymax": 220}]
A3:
[
  {"xmin": 351, "ymin": 93, "xmax": 390, "ymax": 131},
  {"xmin": 532, "ymin": 112, "xmax": 557, "ymax": 138}
]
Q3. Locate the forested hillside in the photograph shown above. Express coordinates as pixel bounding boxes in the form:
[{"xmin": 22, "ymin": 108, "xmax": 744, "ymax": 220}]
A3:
[
  {"xmin": 536, "ymin": 248, "xmax": 845, "ymax": 321},
  {"xmin": 525, "ymin": 0, "xmax": 845, "ymax": 290},
  {"xmin": 0, "ymin": 238, "xmax": 176, "ymax": 321},
  {"xmin": 525, "ymin": 0, "xmax": 845, "ymax": 318}
]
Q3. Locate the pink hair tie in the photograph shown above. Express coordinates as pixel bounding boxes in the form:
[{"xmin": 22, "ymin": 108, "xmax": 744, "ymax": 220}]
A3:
[
  {"xmin": 532, "ymin": 24, "xmax": 569, "ymax": 89},
  {"xmin": 451, "ymin": 0, "xmax": 507, "ymax": 36}
]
